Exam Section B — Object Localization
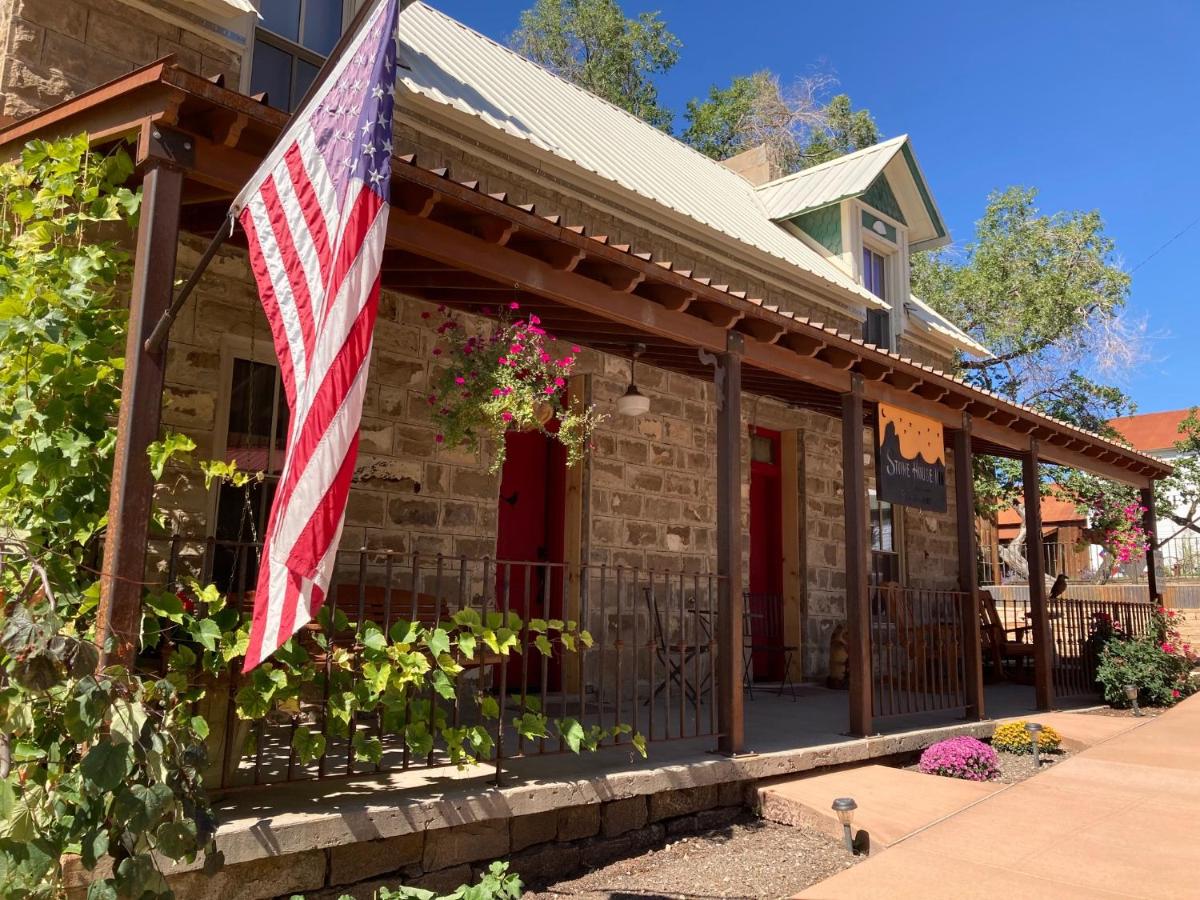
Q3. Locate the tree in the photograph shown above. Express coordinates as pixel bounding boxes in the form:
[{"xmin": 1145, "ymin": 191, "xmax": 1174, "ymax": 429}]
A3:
[
  {"xmin": 512, "ymin": 0, "xmax": 680, "ymax": 130},
  {"xmin": 681, "ymin": 72, "xmax": 878, "ymax": 176},
  {"xmin": 912, "ymin": 187, "xmax": 1142, "ymax": 581}
]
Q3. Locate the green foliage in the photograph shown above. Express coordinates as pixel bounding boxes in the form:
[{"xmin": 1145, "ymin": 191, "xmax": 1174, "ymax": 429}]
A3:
[
  {"xmin": 512, "ymin": 0, "xmax": 680, "ymax": 130},
  {"xmin": 317, "ymin": 861, "xmax": 522, "ymax": 900},
  {"xmin": 0, "ymin": 135, "xmax": 139, "ymax": 594},
  {"xmin": 0, "ymin": 594, "xmax": 220, "ymax": 899},
  {"xmin": 1155, "ymin": 408, "xmax": 1200, "ymax": 546},
  {"xmin": 682, "ymin": 71, "xmax": 878, "ymax": 176},
  {"xmin": 1096, "ymin": 608, "xmax": 1196, "ymax": 708}
]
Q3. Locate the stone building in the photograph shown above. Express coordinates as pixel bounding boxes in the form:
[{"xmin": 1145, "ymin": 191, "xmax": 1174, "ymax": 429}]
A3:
[{"xmin": 0, "ymin": 1, "xmax": 1174, "ymax": 894}]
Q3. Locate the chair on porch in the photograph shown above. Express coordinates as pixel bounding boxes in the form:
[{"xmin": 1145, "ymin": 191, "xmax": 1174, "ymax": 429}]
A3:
[
  {"xmin": 875, "ymin": 581, "xmax": 962, "ymax": 696},
  {"xmin": 643, "ymin": 586, "xmax": 712, "ymax": 705},
  {"xmin": 978, "ymin": 589, "xmax": 1035, "ymax": 682},
  {"xmin": 742, "ymin": 593, "xmax": 798, "ymax": 700}
]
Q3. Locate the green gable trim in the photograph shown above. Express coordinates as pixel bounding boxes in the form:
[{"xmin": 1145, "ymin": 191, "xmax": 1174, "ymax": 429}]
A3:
[
  {"xmin": 792, "ymin": 205, "xmax": 842, "ymax": 255},
  {"xmin": 900, "ymin": 143, "xmax": 946, "ymax": 239},
  {"xmin": 861, "ymin": 174, "xmax": 906, "ymax": 225},
  {"xmin": 861, "ymin": 210, "xmax": 897, "ymax": 243}
]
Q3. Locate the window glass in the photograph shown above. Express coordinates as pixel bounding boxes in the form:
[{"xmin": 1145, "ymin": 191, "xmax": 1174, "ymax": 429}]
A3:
[
  {"xmin": 302, "ymin": 0, "xmax": 343, "ymax": 54},
  {"xmin": 294, "ymin": 58, "xmax": 320, "ymax": 106},
  {"xmin": 260, "ymin": 0, "xmax": 302, "ymax": 42},
  {"xmin": 249, "ymin": 37, "xmax": 293, "ymax": 110}
]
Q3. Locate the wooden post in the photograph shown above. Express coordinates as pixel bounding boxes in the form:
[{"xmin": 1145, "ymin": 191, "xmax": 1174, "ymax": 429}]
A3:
[
  {"xmin": 715, "ymin": 336, "xmax": 744, "ymax": 755},
  {"xmin": 780, "ymin": 429, "xmax": 803, "ymax": 683},
  {"xmin": 96, "ymin": 162, "xmax": 183, "ymax": 668},
  {"xmin": 842, "ymin": 376, "xmax": 872, "ymax": 737},
  {"xmin": 562, "ymin": 374, "xmax": 588, "ymax": 694},
  {"xmin": 953, "ymin": 416, "xmax": 985, "ymax": 720},
  {"xmin": 1141, "ymin": 484, "xmax": 1160, "ymax": 604},
  {"xmin": 1022, "ymin": 442, "xmax": 1054, "ymax": 711}
]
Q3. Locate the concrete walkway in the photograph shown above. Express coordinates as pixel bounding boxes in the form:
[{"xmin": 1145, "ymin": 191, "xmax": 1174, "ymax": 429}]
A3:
[{"xmin": 797, "ymin": 696, "xmax": 1200, "ymax": 899}]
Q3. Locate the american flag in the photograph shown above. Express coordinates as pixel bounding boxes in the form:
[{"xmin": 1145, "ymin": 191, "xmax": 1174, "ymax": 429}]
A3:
[{"xmin": 232, "ymin": 0, "xmax": 399, "ymax": 672}]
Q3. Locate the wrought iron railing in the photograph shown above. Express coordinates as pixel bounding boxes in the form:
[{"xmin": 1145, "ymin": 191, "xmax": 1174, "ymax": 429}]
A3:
[
  {"xmin": 143, "ymin": 536, "xmax": 721, "ymax": 790},
  {"xmin": 869, "ymin": 585, "xmax": 968, "ymax": 719},
  {"xmin": 1048, "ymin": 598, "xmax": 1155, "ymax": 699}
]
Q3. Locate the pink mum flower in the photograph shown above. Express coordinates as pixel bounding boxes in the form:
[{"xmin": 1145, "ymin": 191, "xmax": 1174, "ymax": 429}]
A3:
[{"xmin": 501, "ymin": 411, "xmax": 513, "ymax": 422}]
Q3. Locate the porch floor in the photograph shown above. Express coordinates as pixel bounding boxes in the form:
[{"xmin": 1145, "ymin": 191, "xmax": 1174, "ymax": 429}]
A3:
[{"xmin": 184, "ymin": 683, "xmax": 1094, "ymax": 879}]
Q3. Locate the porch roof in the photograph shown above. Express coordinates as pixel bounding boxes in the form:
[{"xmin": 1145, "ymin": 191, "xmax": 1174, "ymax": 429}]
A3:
[{"xmin": 0, "ymin": 59, "xmax": 1172, "ymax": 488}]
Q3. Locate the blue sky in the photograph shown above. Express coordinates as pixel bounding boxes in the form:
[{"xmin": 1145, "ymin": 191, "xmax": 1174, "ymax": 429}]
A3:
[{"xmin": 427, "ymin": 1, "xmax": 1200, "ymax": 415}]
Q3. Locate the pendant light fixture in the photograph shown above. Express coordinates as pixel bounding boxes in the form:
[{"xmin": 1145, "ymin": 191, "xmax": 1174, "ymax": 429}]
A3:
[{"xmin": 616, "ymin": 343, "xmax": 650, "ymax": 417}]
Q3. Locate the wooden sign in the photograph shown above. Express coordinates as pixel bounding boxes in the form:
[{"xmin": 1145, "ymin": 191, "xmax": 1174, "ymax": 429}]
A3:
[{"xmin": 876, "ymin": 403, "xmax": 947, "ymax": 512}]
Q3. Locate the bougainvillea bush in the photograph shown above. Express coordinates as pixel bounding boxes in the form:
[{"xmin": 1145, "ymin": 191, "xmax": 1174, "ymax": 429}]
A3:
[
  {"xmin": 427, "ymin": 303, "xmax": 604, "ymax": 472},
  {"xmin": 918, "ymin": 736, "xmax": 999, "ymax": 781},
  {"xmin": 1096, "ymin": 607, "xmax": 1196, "ymax": 708},
  {"xmin": 991, "ymin": 721, "xmax": 1062, "ymax": 755}
]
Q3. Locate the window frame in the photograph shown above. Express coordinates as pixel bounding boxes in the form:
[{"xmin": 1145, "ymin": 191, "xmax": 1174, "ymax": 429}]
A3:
[
  {"xmin": 868, "ymin": 486, "xmax": 906, "ymax": 585},
  {"xmin": 247, "ymin": 0, "xmax": 355, "ymax": 110},
  {"xmin": 208, "ymin": 337, "xmax": 289, "ymax": 544},
  {"xmin": 853, "ymin": 199, "xmax": 909, "ymax": 352}
]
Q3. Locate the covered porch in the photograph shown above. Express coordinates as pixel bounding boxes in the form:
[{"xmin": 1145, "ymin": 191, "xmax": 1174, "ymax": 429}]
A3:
[{"xmin": 0, "ymin": 59, "xmax": 1173, "ymax": 788}]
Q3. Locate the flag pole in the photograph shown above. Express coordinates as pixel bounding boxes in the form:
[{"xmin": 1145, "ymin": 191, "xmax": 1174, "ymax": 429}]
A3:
[{"xmin": 143, "ymin": 0, "xmax": 402, "ymax": 354}]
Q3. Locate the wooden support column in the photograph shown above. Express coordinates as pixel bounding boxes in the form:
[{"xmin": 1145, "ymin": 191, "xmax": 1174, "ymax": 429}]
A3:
[
  {"xmin": 1022, "ymin": 442, "xmax": 1054, "ymax": 711},
  {"xmin": 1141, "ymin": 484, "xmax": 1160, "ymax": 604},
  {"xmin": 842, "ymin": 375, "xmax": 872, "ymax": 737},
  {"xmin": 97, "ymin": 162, "xmax": 184, "ymax": 668},
  {"xmin": 780, "ymin": 429, "xmax": 803, "ymax": 683},
  {"xmin": 953, "ymin": 416, "xmax": 985, "ymax": 720},
  {"xmin": 714, "ymin": 335, "xmax": 744, "ymax": 755}
]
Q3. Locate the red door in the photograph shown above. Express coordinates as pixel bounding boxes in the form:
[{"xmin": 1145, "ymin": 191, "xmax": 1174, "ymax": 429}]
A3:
[
  {"xmin": 748, "ymin": 427, "xmax": 784, "ymax": 681},
  {"xmin": 495, "ymin": 429, "xmax": 567, "ymax": 690}
]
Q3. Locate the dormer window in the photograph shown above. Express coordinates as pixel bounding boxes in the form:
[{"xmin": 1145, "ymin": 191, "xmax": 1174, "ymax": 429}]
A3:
[
  {"xmin": 250, "ymin": 0, "xmax": 349, "ymax": 111},
  {"xmin": 862, "ymin": 245, "xmax": 891, "ymax": 350}
]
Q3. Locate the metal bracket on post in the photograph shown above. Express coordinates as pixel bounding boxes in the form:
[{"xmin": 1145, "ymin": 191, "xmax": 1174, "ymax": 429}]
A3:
[
  {"xmin": 698, "ymin": 348, "xmax": 724, "ymax": 411},
  {"xmin": 142, "ymin": 126, "xmax": 196, "ymax": 170}
]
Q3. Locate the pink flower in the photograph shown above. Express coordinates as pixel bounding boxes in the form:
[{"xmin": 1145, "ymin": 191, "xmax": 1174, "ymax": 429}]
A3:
[
  {"xmin": 435, "ymin": 434, "xmax": 444, "ymax": 444},
  {"xmin": 1161, "ymin": 642, "xmax": 1176, "ymax": 654},
  {"xmin": 1173, "ymin": 689, "xmax": 1182, "ymax": 699},
  {"xmin": 427, "ymin": 394, "xmax": 437, "ymax": 405},
  {"xmin": 509, "ymin": 301, "xmax": 520, "ymax": 310},
  {"xmin": 571, "ymin": 345, "xmax": 581, "ymax": 353},
  {"xmin": 501, "ymin": 411, "xmax": 513, "ymax": 422},
  {"xmin": 455, "ymin": 376, "xmax": 466, "ymax": 385},
  {"xmin": 543, "ymin": 385, "xmax": 557, "ymax": 395},
  {"xmin": 510, "ymin": 344, "xmax": 524, "ymax": 354},
  {"xmin": 529, "ymin": 314, "xmax": 541, "ymax": 326},
  {"xmin": 432, "ymin": 348, "xmax": 442, "ymax": 356},
  {"xmin": 491, "ymin": 388, "xmax": 503, "ymax": 397},
  {"xmin": 498, "ymin": 356, "xmax": 510, "ymax": 366},
  {"xmin": 554, "ymin": 377, "xmax": 565, "ymax": 387}
]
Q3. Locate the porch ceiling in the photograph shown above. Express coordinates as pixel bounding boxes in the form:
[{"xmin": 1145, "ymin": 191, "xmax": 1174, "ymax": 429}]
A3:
[{"xmin": 0, "ymin": 59, "xmax": 1171, "ymax": 487}]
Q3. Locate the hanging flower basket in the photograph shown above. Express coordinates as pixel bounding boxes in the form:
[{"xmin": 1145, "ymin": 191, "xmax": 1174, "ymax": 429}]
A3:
[{"xmin": 426, "ymin": 302, "xmax": 605, "ymax": 472}]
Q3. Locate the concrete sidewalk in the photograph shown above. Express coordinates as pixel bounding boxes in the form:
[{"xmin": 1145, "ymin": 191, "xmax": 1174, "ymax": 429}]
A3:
[{"xmin": 798, "ymin": 696, "xmax": 1200, "ymax": 899}]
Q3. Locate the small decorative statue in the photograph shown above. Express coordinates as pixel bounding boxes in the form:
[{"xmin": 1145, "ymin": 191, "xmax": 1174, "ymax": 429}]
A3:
[{"xmin": 827, "ymin": 623, "xmax": 849, "ymax": 690}]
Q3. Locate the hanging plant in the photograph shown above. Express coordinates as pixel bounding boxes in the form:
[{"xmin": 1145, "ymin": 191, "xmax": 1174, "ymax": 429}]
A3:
[{"xmin": 426, "ymin": 302, "xmax": 605, "ymax": 472}]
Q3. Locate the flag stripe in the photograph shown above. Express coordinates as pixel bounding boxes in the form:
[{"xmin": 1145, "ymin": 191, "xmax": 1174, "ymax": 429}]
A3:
[{"xmin": 235, "ymin": 0, "xmax": 399, "ymax": 673}]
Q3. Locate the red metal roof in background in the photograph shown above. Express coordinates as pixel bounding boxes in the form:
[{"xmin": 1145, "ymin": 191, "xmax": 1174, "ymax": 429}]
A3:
[
  {"xmin": 1109, "ymin": 409, "xmax": 1194, "ymax": 453},
  {"xmin": 996, "ymin": 494, "xmax": 1082, "ymax": 528}
]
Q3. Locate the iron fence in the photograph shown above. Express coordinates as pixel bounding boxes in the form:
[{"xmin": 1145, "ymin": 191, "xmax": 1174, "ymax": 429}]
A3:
[
  {"xmin": 145, "ymin": 536, "xmax": 721, "ymax": 790},
  {"xmin": 869, "ymin": 585, "xmax": 968, "ymax": 719},
  {"xmin": 1048, "ymin": 598, "xmax": 1156, "ymax": 699}
]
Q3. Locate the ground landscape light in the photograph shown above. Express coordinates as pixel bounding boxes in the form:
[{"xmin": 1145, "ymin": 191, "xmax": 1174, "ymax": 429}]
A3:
[
  {"xmin": 1125, "ymin": 684, "xmax": 1143, "ymax": 716},
  {"xmin": 1025, "ymin": 721, "xmax": 1043, "ymax": 767},
  {"xmin": 832, "ymin": 797, "xmax": 857, "ymax": 853}
]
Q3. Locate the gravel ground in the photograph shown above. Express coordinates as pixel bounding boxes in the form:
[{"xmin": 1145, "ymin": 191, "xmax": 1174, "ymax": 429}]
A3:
[{"xmin": 523, "ymin": 815, "xmax": 858, "ymax": 900}]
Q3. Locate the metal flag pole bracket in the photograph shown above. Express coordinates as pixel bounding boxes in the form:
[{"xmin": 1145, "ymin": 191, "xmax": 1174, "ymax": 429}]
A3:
[{"xmin": 144, "ymin": 212, "xmax": 236, "ymax": 353}]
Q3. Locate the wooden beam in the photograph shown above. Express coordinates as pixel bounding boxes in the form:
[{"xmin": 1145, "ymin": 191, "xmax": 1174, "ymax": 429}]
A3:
[
  {"xmin": 778, "ymin": 332, "xmax": 824, "ymax": 357},
  {"xmin": 819, "ymin": 346, "xmax": 857, "ymax": 370},
  {"xmin": 953, "ymin": 416, "xmax": 985, "ymax": 720},
  {"xmin": 97, "ymin": 162, "xmax": 183, "ymax": 668},
  {"xmin": 694, "ymin": 300, "xmax": 744, "ymax": 329},
  {"xmin": 737, "ymin": 316, "xmax": 787, "ymax": 344},
  {"xmin": 1023, "ymin": 443, "xmax": 1054, "ymax": 711},
  {"xmin": 716, "ymin": 338, "xmax": 744, "ymax": 754},
  {"xmin": 842, "ymin": 375, "xmax": 872, "ymax": 737}
]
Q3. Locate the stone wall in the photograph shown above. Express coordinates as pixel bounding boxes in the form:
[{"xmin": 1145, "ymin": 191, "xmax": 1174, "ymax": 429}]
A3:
[{"xmin": 0, "ymin": 0, "xmax": 243, "ymax": 121}]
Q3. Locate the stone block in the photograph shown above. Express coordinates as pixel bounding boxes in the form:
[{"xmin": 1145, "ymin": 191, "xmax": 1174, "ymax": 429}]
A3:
[
  {"xmin": 624, "ymin": 521, "xmax": 658, "ymax": 547},
  {"xmin": 556, "ymin": 802, "xmax": 600, "ymax": 842},
  {"xmin": 440, "ymin": 500, "xmax": 477, "ymax": 529},
  {"xmin": 507, "ymin": 842, "xmax": 581, "ymax": 882},
  {"xmin": 87, "ymin": 13, "xmax": 161, "ymax": 64},
  {"xmin": 168, "ymin": 850, "xmax": 326, "ymax": 900},
  {"xmin": 345, "ymin": 491, "xmax": 385, "ymax": 527},
  {"xmin": 601, "ymin": 795, "xmax": 648, "ymax": 837},
  {"xmin": 407, "ymin": 863, "xmax": 473, "ymax": 894},
  {"xmin": 329, "ymin": 832, "xmax": 424, "ymax": 886},
  {"xmin": 696, "ymin": 806, "xmax": 743, "ymax": 830},
  {"xmin": 16, "ymin": 0, "xmax": 86, "ymax": 39},
  {"xmin": 717, "ymin": 779, "xmax": 748, "ymax": 808},
  {"xmin": 388, "ymin": 496, "xmax": 440, "ymax": 527},
  {"xmin": 422, "ymin": 819, "xmax": 509, "ymax": 872},
  {"xmin": 450, "ymin": 468, "xmax": 497, "ymax": 499},
  {"xmin": 510, "ymin": 809, "xmax": 558, "ymax": 852},
  {"xmin": 648, "ymin": 784, "xmax": 719, "ymax": 822}
]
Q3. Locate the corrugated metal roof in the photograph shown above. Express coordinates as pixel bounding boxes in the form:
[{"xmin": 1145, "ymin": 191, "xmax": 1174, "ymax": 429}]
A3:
[
  {"xmin": 396, "ymin": 2, "xmax": 975, "ymax": 353},
  {"xmin": 756, "ymin": 135, "xmax": 909, "ymax": 220},
  {"xmin": 906, "ymin": 294, "xmax": 991, "ymax": 358},
  {"xmin": 396, "ymin": 2, "xmax": 888, "ymax": 310}
]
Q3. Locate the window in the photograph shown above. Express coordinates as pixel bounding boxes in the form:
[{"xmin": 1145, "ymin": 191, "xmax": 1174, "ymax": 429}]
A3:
[
  {"xmin": 211, "ymin": 356, "xmax": 289, "ymax": 591},
  {"xmin": 250, "ymin": 0, "xmax": 347, "ymax": 111},
  {"xmin": 869, "ymin": 489, "xmax": 901, "ymax": 584},
  {"xmin": 862, "ymin": 246, "xmax": 891, "ymax": 350}
]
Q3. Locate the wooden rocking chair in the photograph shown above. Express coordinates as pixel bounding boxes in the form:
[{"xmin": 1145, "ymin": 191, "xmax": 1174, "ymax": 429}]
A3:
[{"xmin": 978, "ymin": 589, "xmax": 1035, "ymax": 682}]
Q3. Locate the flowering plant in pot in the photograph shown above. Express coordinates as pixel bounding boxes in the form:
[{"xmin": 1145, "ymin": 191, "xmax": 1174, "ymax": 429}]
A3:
[{"xmin": 427, "ymin": 303, "xmax": 605, "ymax": 472}]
